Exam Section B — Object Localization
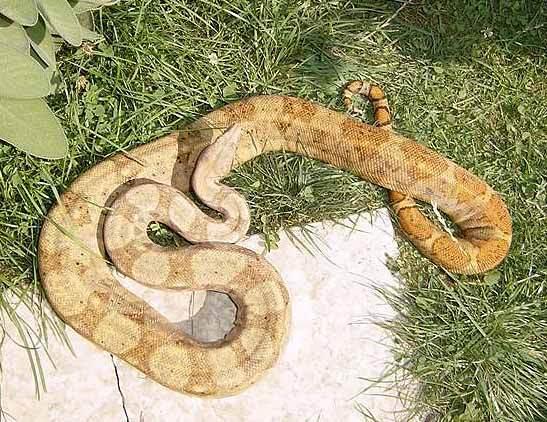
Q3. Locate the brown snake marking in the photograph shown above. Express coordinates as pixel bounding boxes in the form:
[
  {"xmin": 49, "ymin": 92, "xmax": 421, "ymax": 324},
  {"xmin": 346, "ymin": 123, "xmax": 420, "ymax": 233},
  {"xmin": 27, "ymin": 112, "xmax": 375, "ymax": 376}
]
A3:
[{"xmin": 38, "ymin": 82, "xmax": 512, "ymax": 397}]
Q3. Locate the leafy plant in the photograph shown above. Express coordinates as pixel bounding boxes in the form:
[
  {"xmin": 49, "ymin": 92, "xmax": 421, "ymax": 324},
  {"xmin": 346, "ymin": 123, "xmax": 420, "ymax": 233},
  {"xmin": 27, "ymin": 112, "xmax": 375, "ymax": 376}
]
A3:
[{"xmin": 0, "ymin": 0, "xmax": 117, "ymax": 159}]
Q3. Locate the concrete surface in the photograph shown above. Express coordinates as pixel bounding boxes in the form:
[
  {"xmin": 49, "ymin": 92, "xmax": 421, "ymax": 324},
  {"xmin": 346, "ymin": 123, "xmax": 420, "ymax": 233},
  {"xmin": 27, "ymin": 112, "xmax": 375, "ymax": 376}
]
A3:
[{"xmin": 0, "ymin": 209, "xmax": 412, "ymax": 421}]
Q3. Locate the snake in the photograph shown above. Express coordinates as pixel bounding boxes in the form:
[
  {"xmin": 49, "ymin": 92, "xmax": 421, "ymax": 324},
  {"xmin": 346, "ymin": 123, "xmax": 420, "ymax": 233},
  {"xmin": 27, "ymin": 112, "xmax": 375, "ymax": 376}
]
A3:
[{"xmin": 38, "ymin": 81, "xmax": 512, "ymax": 397}]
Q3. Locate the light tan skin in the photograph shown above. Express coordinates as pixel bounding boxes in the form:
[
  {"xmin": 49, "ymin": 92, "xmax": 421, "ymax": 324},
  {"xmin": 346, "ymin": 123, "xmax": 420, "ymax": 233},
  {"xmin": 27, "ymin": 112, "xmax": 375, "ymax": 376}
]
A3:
[{"xmin": 38, "ymin": 82, "xmax": 512, "ymax": 397}]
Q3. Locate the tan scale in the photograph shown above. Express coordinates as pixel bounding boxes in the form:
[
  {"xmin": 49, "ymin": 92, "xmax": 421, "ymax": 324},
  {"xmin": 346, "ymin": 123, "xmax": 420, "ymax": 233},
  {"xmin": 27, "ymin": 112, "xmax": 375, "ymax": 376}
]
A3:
[{"xmin": 38, "ymin": 83, "xmax": 512, "ymax": 397}]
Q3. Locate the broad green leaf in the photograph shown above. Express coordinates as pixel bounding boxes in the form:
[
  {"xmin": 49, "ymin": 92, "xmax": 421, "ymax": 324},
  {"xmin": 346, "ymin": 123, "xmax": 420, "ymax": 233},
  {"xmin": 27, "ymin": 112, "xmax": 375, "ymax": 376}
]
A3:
[
  {"xmin": 0, "ymin": 0, "xmax": 38, "ymax": 26},
  {"xmin": 80, "ymin": 25, "xmax": 102, "ymax": 41},
  {"xmin": 25, "ymin": 17, "xmax": 56, "ymax": 68},
  {"xmin": 36, "ymin": 0, "xmax": 82, "ymax": 46},
  {"xmin": 27, "ymin": 26, "xmax": 61, "ymax": 96},
  {"xmin": 70, "ymin": 0, "xmax": 118, "ymax": 14},
  {"xmin": 78, "ymin": 11, "xmax": 102, "ymax": 41},
  {"xmin": 0, "ymin": 43, "xmax": 50, "ymax": 98},
  {"xmin": 0, "ymin": 97, "xmax": 67, "ymax": 159},
  {"xmin": 29, "ymin": 49, "xmax": 56, "ymax": 94},
  {"xmin": 0, "ymin": 15, "xmax": 30, "ymax": 52}
]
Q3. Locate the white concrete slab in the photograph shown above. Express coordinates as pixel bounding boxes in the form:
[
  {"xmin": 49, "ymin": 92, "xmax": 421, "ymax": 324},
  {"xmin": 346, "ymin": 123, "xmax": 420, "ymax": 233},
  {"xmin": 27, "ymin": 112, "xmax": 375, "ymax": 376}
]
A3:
[{"xmin": 1, "ymin": 209, "xmax": 410, "ymax": 421}]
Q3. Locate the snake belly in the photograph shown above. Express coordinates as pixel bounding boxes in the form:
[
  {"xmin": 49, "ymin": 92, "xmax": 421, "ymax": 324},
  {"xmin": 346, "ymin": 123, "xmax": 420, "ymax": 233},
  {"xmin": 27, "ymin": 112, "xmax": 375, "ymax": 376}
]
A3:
[{"xmin": 38, "ymin": 94, "xmax": 512, "ymax": 397}]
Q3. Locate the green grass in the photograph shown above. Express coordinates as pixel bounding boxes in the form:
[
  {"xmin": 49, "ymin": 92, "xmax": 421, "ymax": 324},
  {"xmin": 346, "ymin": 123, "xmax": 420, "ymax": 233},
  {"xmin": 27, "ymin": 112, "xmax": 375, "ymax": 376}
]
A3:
[{"xmin": 0, "ymin": 0, "xmax": 546, "ymax": 420}]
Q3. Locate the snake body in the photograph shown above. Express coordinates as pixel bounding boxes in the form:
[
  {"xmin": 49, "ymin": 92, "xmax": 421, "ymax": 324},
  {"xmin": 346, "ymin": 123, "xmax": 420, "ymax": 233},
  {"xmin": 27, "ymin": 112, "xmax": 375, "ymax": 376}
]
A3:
[{"xmin": 38, "ymin": 85, "xmax": 512, "ymax": 397}]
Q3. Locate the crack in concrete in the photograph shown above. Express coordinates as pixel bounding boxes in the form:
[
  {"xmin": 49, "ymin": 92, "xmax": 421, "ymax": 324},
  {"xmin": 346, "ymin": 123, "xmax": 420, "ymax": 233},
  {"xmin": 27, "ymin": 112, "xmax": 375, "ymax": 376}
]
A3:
[{"xmin": 110, "ymin": 354, "xmax": 130, "ymax": 422}]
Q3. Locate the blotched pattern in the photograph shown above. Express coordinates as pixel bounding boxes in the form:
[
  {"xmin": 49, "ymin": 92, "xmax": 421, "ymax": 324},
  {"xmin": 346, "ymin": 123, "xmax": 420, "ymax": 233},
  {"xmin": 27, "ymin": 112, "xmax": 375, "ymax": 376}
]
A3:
[{"xmin": 38, "ymin": 83, "xmax": 512, "ymax": 397}]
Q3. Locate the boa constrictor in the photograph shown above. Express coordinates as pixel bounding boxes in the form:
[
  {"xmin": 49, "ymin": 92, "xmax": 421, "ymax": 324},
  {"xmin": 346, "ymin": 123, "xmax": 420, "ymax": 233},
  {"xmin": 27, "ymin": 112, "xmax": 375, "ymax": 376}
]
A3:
[{"xmin": 38, "ymin": 82, "xmax": 512, "ymax": 397}]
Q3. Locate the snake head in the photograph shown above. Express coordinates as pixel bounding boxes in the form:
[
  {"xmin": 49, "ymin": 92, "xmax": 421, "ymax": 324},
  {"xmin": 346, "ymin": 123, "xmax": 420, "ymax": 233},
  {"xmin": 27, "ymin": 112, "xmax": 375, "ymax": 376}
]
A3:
[
  {"xmin": 192, "ymin": 124, "xmax": 243, "ymax": 185},
  {"xmin": 213, "ymin": 124, "xmax": 242, "ymax": 164}
]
